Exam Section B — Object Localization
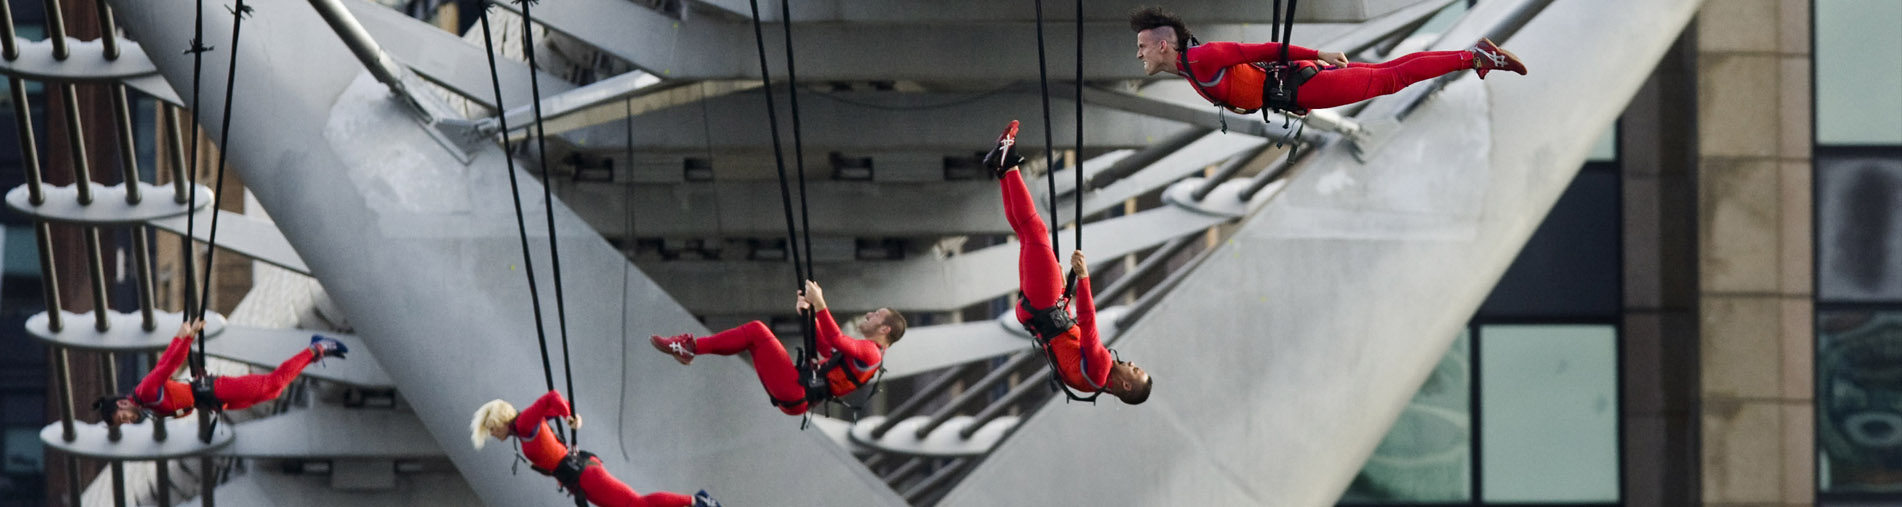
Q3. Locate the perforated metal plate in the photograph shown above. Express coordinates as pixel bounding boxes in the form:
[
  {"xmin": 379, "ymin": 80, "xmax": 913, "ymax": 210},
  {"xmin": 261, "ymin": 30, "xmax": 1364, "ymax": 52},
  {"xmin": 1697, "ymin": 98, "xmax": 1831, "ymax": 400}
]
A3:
[
  {"xmin": 0, "ymin": 38, "xmax": 157, "ymax": 81},
  {"xmin": 41, "ymin": 418, "xmax": 234, "ymax": 460},
  {"xmin": 7, "ymin": 183, "xmax": 212, "ymax": 225},
  {"xmin": 27, "ymin": 311, "xmax": 225, "ymax": 352}
]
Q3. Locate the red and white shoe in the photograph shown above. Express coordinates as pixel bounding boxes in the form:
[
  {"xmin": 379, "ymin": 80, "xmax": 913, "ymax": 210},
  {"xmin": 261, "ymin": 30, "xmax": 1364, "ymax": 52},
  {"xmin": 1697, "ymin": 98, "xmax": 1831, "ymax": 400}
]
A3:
[
  {"xmin": 650, "ymin": 334, "xmax": 697, "ymax": 365},
  {"xmin": 1471, "ymin": 37, "xmax": 1527, "ymax": 79},
  {"xmin": 981, "ymin": 120, "xmax": 1024, "ymax": 178}
]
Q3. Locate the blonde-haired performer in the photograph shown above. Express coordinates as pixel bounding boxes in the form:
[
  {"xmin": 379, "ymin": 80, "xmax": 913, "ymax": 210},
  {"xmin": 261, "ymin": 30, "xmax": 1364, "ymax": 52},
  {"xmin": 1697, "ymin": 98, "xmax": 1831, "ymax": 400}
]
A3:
[{"xmin": 471, "ymin": 390, "xmax": 720, "ymax": 507}]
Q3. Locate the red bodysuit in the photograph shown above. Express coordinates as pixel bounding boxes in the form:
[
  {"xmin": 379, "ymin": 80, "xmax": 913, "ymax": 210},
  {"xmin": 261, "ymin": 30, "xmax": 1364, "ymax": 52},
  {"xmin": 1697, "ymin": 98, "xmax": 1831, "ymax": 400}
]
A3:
[
  {"xmin": 1176, "ymin": 41, "xmax": 1475, "ymax": 111},
  {"xmin": 511, "ymin": 391, "xmax": 693, "ymax": 507},
  {"xmin": 999, "ymin": 170, "xmax": 1113, "ymax": 392},
  {"xmin": 694, "ymin": 309, "xmax": 883, "ymax": 415},
  {"xmin": 132, "ymin": 332, "xmax": 315, "ymax": 418}
]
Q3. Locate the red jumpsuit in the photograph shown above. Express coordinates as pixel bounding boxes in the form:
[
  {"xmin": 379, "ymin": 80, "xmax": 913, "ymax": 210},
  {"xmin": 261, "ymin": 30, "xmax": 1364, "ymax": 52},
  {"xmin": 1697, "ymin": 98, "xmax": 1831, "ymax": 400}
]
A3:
[
  {"xmin": 1000, "ymin": 170, "xmax": 1112, "ymax": 392},
  {"xmin": 694, "ymin": 309, "xmax": 883, "ymax": 415},
  {"xmin": 1176, "ymin": 41, "xmax": 1475, "ymax": 111},
  {"xmin": 131, "ymin": 332, "xmax": 316, "ymax": 419},
  {"xmin": 512, "ymin": 391, "xmax": 693, "ymax": 507}
]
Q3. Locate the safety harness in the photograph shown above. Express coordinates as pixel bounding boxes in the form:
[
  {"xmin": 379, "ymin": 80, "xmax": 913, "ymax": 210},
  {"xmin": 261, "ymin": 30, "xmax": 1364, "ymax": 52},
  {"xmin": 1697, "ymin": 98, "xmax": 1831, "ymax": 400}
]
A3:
[
  {"xmin": 1176, "ymin": 0, "xmax": 1311, "ymax": 137},
  {"xmin": 1177, "ymin": 38, "xmax": 1318, "ymax": 133},
  {"xmin": 772, "ymin": 349, "xmax": 886, "ymax": 422},
  {"xmin": 1018, "ymin": 293, "xmax": 1105, "ymax": 404},
  {"xmin": 189, "ymin": 375, "xmax": 223, "ymax": 412}
]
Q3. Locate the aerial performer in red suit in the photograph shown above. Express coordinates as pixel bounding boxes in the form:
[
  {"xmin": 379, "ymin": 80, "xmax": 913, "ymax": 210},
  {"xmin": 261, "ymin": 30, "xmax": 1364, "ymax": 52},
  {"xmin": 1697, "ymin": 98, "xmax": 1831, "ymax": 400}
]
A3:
[{"xmin": 1129, "ymin": 6, "xmax": 1528, "ymax": 115}]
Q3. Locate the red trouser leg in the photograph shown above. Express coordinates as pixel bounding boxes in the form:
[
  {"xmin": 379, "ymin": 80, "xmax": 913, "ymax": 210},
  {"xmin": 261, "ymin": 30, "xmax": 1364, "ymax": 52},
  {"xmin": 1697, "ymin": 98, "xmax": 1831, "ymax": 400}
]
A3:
[
  {"xmin": 1346, "ymin": 50, "xmax": 1443, "ymax": 70},
  {"xmin": 213, "ymin": 349, "xmax": 315, "ymax": 410},
  {"xmin": 1000, "ymin": 170, "xmax": 1065, "ymax": 321},
  {"xmin": 577, "ymin": 460, "xmax": 694, "ymax": 507},
  {"xmin": 695, "ymin": 321, "xmax": 807, "ymax": 415},
  {"xmin": 1295, "ymin": 50, "xmax": 1473, "ymax": 110}
]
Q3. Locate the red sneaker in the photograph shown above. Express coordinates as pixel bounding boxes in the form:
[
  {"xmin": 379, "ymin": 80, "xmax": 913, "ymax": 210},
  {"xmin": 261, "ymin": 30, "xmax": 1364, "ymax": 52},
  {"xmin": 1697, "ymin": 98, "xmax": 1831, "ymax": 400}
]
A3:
[
  {"xmin": 650, "ymin": 334, "xmax": 696, "ymax": 365},
  {"xmin": 1471, "ymin": 37, "xmax": 1527, "ymax": 79},
  {"xmin": 981, "ymin": 120, "xmax": 1024, "ymax": 178}
]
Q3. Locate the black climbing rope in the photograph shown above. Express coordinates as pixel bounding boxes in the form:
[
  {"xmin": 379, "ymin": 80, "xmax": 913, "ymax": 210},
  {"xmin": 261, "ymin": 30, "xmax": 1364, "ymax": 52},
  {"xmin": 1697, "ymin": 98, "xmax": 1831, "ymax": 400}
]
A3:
[
  {"xmin": 747, "ymin": 0, "xmax": 830, "ymax": 428},
  {"xmin": 1035, "ymin": 0, "xmax": 1085, "ymax": 298},
  {"xmin": 1033, "ymin": 0, "xmax": 1059, "ymax": 271},
  {"xmin": 479, "ymin": 6, "xmax": 587, "ymax": 505},
  {"xmin": 192, "ymin": 0, "xmax": 251, "ymax": 327},
  {"xmin": 181, "ymin": 0, "xmax": 211, "ymax": 380},
  {"xmin": 1069, "ymin": 0, "xmax": 1083, "ymax": 296},
  {"xmin": 476, "ymin": 9, "xmax": 557, "ymax": 399}
]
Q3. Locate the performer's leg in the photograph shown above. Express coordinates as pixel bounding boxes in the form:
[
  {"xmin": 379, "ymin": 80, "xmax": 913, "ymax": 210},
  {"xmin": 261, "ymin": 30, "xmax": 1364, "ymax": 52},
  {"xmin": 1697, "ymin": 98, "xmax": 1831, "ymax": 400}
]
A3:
[
  {"xmin": 577, "ymin": 460, "xmax": 695, "ymax": 507},
  {"xmin": 999, "ymin": 170, "xmax": 1066, "ymax": 319},
  {"xmin": 212, "ymin": 349, "xmax": 316, "ymax": 410},
  {"xmin": 695, "ymin": 321, "xmax": 807, "ymax": 414},
  {"xmin": 1295, "ymin": 50, "xmax": 1473, "ymax": 110}
]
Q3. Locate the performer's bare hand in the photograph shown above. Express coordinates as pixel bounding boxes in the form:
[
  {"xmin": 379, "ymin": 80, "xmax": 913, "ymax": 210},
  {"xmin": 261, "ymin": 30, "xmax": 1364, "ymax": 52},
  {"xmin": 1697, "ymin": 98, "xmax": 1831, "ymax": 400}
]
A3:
[
  {"xmin": 1070, "ymin": 251, "xmax": 1089, "ymax": 279},
  {"xmin": 177, "ymin": 319, "xmax": 205, "ymax": 337},
  {"xmin": 800, "ymin": 280, "xmax": 827, "ymax": 313},
  {"xmin": 567, "ymin": 415, "xmax": 583, "ymax": 429},
  {"xmin": 1317, "ymin": 51, "xmax": 1350, "ymax": 68}
]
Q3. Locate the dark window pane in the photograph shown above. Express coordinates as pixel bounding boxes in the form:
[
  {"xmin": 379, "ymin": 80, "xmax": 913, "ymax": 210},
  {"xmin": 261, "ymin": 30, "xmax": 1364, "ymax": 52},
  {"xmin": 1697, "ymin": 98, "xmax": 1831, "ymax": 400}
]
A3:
[
  {"xmin": 1479, "ymin": 167, "xmax": 1621, "ymax": 318},
  {"xmin": 1817, "ymin": 153, "xmax": 1902, "ymax": 301}
]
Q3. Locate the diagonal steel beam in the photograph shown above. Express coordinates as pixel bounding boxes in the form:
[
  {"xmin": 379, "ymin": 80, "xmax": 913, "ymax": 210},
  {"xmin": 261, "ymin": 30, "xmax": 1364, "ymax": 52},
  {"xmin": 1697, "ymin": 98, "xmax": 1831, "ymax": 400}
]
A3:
[{"xmin": 491, "ymin": 0, "xmax": 1357, "ymax": 82}]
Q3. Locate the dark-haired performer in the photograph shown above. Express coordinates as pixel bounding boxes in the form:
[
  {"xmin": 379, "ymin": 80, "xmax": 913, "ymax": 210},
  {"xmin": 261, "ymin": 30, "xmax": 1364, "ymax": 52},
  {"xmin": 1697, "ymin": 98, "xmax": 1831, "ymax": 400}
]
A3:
[
  {"xmin": 984, "ymin": 121, "xmax": 1152, "ymax": 405},
  {"xmin": 1130, "ymin": 6, "xmax": 1527, "ymax": 114},
  {"xmin": 95, "ymin": 319, "xmax": 348, "ymax": 426}
]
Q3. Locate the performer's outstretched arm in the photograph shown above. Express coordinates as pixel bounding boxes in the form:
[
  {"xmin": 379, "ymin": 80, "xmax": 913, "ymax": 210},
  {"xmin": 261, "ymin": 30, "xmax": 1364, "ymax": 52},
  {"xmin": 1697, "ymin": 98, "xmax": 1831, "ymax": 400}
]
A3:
[{"xmin": 134, "ymin": 320, "xmax": 200, "ymax": 403}]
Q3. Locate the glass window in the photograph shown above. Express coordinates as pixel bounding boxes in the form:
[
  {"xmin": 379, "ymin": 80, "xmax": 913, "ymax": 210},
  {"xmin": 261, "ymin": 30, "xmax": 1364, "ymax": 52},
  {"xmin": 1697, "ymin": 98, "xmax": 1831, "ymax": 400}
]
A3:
[
  {"xmin": 1816, "ymin": 0, "xmax": 1902, "ymax": 145},
  {"xmin": 1478, "ymin": 324, "xmax": 1620, "ymax": 502},
  {"xmin": 1479, "ymin": 168, "xmax": 1621, "ymax": 318},
  {"xmin": 1818, "ymin": 310, "xmax": 1902, "ymax": 493},
  {"xmin": 1, "ymin": 428, "xmax": 40, "ymax": 474},
  {"xmin": 1341, "ymin": 330, "xmax": 1473, "ymax": 503},
  {"xmin": 0, "ymin": 226, "xmax": 34, "ymax": 278},
  {"xmin": 1816, "ymin": 152, "xmax": 1902, "ymax": 301}
]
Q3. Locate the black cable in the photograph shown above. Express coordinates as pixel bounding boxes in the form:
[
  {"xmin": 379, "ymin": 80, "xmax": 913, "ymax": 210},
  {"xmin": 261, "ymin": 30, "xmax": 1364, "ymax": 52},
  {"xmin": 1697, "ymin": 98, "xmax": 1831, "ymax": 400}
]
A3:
[
  {"xmin": 776, "ymin": 0, "xmax": 820, "ymax": 407},
  {"xmin": 477, "ymin": 11, "xmax": 557, "ymax": 401},
  {"xmin": 748, "ymin": 0, "xmax": 818, "ymax": 426},
  {"xmin": 194, "ymin": 0, "xmax": 250, "ymax": 325},
  {"xmin": 1067, "ymin": 0, "xmax": 1082, "ymax": 296},
  {"xmin": 516, "ymin": 0, "xmax": 580, "ymax": 452},
  {"xmin": 745, "ymin": 2, "xmax": 805, "ymax": 301},
  {"xmin": 1033, "ymin": 0, "xmax": 1059, "ymax": 266},
  {"xmin": 778, "ymin": 0, "xmax": 813, "ymax": 286},
  {"xmin": 1272, "ymin": 0, "xmax": 1282, "ymax": 44},
  {"xmin": 182, "ymin": 0, "xmax": 207, "ymax": 378},
  {"xmin": 1278, "ymin": 0, "xmax": 1298, "ymax": 66}
]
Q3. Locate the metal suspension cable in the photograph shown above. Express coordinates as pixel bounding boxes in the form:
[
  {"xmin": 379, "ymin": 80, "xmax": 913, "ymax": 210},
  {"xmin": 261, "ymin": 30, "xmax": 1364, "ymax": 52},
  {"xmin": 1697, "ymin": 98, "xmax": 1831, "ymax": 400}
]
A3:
[
  {"xmin": 1033, "ymin": 0, "xmax": 1060, "ymax": 267},
  {"xmin": 745, "ymin": 1, "xmax": 807, "ymax": 304},
  {"xmin": 182, "ymin": 0, "xmax": 209, "ymax": 378},
  {"xmin": 747, "ymin": 0, "xmax": 825, "ymax": 424},
  {"xmin": 515, "ymin": 0, "xmax": 580, "ymax": 450},
  {"xmin": 774, "ymin": 0, "xmax": 821, "ymax": 407},
  {"xmin": 1271, "ymin": 0, "xmax": 1282, "ymax": 44},
  {"xmin": 1069, "ymin": 0, "xmax": 1083, "ymax": 295},
  {"xmin": 477, "ymin": 10, "xmax": 558, "ymax": 402},
  {"xmin": 777, "ymin": 0, "xmax": 813, "ymax": 288},
  {"xmin": 193, "ymin": 0, "xmax": 250, "ymax": 326},
  {"xmin": 1278, "ymin": 0, "xmax": 1298, "ymax": 65}
]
